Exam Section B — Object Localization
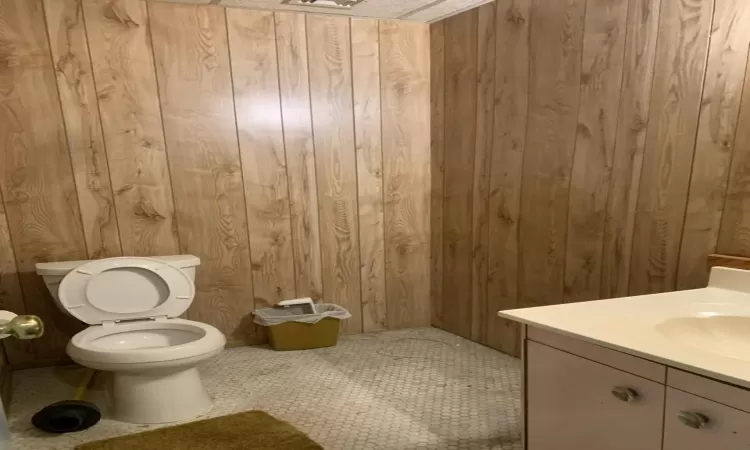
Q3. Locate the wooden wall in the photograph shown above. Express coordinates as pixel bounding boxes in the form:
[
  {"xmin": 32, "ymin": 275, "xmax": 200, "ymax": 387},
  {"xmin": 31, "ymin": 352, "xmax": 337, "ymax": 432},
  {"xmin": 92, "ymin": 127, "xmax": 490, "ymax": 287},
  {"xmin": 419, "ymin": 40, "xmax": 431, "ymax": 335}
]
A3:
[
  {"xmin": 431, "ymin": 0, "xmax": 750, "ymax": 356},
  {"xmin": 0, "ymin": 0, "xmax": 430, "ymax": 366}
]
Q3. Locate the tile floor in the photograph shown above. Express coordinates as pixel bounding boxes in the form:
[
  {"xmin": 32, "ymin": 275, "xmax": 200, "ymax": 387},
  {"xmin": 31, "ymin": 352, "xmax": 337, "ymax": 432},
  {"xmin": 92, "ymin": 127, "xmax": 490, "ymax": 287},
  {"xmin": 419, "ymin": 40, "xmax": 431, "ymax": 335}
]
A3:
[{"xmin": 9, "ymin": 327, "xmax": 522, "ymax": 450}]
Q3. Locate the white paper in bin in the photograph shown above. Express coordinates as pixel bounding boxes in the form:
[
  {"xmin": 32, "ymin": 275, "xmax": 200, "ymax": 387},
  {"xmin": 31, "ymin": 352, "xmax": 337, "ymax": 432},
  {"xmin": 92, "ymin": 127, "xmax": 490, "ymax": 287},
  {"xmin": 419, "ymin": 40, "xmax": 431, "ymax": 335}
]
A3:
[{"xmin": 253, "ymin": 303, "xmax": 351, "ymax": 326}]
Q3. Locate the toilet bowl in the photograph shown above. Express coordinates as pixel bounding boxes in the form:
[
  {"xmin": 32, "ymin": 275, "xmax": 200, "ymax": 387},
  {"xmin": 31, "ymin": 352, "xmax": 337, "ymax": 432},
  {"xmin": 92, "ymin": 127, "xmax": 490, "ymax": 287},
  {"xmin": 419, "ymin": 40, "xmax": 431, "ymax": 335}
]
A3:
[{"xmin": 36, "ymin": 255, "xmax": 226, "ymax": 424}]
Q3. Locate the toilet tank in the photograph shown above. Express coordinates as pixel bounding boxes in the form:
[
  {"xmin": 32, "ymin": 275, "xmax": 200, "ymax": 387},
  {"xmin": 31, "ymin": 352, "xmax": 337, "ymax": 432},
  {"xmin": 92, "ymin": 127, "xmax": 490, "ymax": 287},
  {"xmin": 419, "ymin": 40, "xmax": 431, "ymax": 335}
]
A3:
[{"xmin": 35, "ymin": 255, "xmax": 201, "ymax": 307}]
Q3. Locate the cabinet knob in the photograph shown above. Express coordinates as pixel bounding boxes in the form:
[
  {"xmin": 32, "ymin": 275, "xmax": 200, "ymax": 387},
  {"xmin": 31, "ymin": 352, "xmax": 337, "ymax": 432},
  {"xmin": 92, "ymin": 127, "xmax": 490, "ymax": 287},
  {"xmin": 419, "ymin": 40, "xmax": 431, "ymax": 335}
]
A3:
[
  {"xmin": 677, "ymin": 411, "xmax": 709, "ymax": 429},
  {"xmin": 611, "ymin": 386, "xmax": 638, "ymax": 403}
]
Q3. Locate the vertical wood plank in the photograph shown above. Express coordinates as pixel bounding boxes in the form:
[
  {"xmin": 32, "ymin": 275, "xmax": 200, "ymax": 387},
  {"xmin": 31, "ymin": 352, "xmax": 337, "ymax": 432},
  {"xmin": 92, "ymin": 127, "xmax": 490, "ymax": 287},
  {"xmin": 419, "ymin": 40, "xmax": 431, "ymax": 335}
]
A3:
[
  {"xmin": 718, "ymin": 49, "xmax": 750, "ymax": 255},
  {"xmin": 274, "ymin": 12, "xmax": 323, "ymax": 301},
  {"xmin": 601, "ymin": 0, "xmax": 662, "ymax": 299},
  {"xmin": 82, "ymin": 0, "xmax": 179, "ymax": 257},
  {"xmin": 471, "ymin": 2, "xmax": 496, "ymax": 343},
  {"xmin": 563, "ymin": 0, "xmax": 629, "ymax": 304},
  {"xmin": 227, "ymin": 9, "xmax": 295, "ymax": 307},
  {"xmin": 443, "ymin": 10, "xmax": 477, "ymax": 339},
  {"xmin": 429, "ymin": 21, "xmax": 445, "ymax": 330},
  {"xmin": 678, "ymin": 0, "xmax": 750, "ymax": 289},
  {"xmin": 486, "ymin": 0, "xmax": 530, "ymax": 356},
  {"xmin": 0, "ymin": 0, "xmax": 88, "ymax": 359},
  {"xmin": 380, "ymin": 20, "xmax": 431, "ymax": 328},
  {"xmin": 43, "ymin": 0, "xmax": 122, "ymax": 259},
  {"xmin": 149, "ymin": 2, "xmax": 255, "ymax": 343},
  {"xmin": 519, "ymin": 0, "xmax": 586, "ymax": 307},
  {"xmin": 629, "ymin": 0, "xmax": 714, "ymax": 295},
  {"xmin": 0, "ymin": 194, "xmax": 35, "ymax": 365},
  {"xmin": 307, "ymin": 15, "xmax": 362, "ymax": 333},
  {"xmin": 351, "ymin": 18, "xmax": 386, "ymax": 332}
]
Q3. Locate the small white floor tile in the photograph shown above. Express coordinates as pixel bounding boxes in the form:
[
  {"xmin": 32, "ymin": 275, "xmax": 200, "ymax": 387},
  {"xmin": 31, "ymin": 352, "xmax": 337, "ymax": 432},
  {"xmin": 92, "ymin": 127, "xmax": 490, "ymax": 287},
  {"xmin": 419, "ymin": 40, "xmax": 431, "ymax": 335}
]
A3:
[{"xmin": 9, "ymin": 327, "xmax": 522, "ymax": 449}]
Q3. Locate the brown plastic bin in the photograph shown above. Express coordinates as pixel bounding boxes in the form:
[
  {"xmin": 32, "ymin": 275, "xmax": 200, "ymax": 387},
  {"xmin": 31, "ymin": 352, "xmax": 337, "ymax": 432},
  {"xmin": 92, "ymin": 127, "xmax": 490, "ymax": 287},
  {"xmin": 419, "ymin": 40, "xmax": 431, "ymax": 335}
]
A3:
[{"xmin": 254, "ymin": 304, "xmax": 351, "ymax": 351}]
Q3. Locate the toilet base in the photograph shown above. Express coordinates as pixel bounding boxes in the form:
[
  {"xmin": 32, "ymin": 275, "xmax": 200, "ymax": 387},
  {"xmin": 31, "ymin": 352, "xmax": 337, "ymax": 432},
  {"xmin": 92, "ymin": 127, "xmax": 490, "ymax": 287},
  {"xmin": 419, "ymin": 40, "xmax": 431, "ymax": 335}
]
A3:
[{"xmin": 111, "ymin": 367, "xmax": 212, "ymax": 424}]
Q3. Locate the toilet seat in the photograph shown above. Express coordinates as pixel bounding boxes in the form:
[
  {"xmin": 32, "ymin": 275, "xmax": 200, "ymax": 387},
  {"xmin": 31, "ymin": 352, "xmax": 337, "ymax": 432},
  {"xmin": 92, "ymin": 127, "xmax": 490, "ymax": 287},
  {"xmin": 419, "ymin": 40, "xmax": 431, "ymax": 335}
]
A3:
[{"xmin": 58, "ymin": 257, "xmax": 195, "ymax": 325}]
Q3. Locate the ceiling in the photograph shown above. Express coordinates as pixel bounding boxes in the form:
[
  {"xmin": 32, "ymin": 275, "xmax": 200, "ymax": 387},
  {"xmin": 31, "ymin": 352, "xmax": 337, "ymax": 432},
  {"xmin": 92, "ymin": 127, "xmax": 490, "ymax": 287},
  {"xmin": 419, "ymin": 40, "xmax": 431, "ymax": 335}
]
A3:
[{"xmin": 156, "ymin": 0, "xmax": 492, "ymax": 22}]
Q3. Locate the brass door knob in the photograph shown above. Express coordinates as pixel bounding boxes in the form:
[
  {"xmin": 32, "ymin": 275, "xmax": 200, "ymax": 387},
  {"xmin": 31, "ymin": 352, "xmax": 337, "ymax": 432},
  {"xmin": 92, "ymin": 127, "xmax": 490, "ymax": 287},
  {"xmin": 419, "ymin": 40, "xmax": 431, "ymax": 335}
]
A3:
[{"xmin": 0, "ymin": 315, "xmax": 44, "ymax": 340}]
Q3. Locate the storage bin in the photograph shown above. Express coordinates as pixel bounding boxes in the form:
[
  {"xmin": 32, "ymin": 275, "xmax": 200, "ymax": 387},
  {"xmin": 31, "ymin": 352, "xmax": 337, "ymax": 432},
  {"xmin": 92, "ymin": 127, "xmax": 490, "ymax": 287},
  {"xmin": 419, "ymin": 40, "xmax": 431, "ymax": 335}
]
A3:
[{"xmin": 253, "ymin": 303, "xmax": 351, "ymax": 351}]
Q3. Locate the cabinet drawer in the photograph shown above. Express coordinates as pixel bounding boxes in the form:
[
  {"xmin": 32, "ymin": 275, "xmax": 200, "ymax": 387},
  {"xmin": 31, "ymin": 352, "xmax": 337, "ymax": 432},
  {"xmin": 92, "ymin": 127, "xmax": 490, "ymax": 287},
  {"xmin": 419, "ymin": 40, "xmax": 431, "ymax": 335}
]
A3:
[
  {"xmin": 663, "ymin": 387, "xmax": 750, "ymax": 449},
  {"xmin": 668, "ymin": 368, "xmax": 750, "ymax": 413},
  {"xmin": 527, "ymin": 341, "xmax": 664, "ymax": 450},
  {"xmin": 527, "ymin": 327, "xmax": 666, "ymax": 383}
]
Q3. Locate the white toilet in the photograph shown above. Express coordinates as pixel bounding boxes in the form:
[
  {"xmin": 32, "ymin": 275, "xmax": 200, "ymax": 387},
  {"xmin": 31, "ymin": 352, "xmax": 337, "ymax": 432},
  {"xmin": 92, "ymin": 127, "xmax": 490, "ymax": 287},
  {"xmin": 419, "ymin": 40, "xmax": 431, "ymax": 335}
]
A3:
[{"xmin": 35, "ymin": 255, "xmax": 226, "ymax": 424}]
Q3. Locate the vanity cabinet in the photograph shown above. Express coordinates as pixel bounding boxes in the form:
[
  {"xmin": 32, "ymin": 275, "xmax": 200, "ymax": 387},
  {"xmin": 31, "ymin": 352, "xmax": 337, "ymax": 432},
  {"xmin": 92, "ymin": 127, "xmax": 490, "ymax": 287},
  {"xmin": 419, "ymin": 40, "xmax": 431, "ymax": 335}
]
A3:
[
  {"xmin": 663, "ymin": 387, "xmax": 750, "ymax": 449},
  {"xmin": 524, "ymin": 326, "xmax": 750, "ymax": 450},
  {"xmin": 526, "ymin": 341, "xmax": 664, "ymax": 450}
]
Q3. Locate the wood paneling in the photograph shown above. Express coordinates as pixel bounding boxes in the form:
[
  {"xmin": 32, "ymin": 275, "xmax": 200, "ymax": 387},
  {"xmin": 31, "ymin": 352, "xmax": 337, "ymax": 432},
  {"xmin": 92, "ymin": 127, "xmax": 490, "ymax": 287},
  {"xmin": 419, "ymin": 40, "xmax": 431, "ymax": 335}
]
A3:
[
  {"xmin": 719, "ymin": 46, "xmax": 750, "ymax": 255},
  {"xmin": 434, "ymin": 0, "xmax": 750, "ymax": 356},
  {"xmin": 471, "ymin": 2, "xmax": 496, "ymax": 344},
  {"xmin": 629, "ymin": 0, "xmax": 713, "ymax": 295},
  {"xmin": 429, "ymin": 21, "xmax": 445, "ymax": 330},
  {"xmin": 44, "ymin": 0, "xmax": 122, "ymax": 260},
  {"xmin": 351, "ymin": 18, "xmax": 386, "ymax": 332},
  {"xmin": 679, "ymin": 0, "xmax": 750, "ymax": 289},
  {"xmin": 307, "ymin": 15, "xmax": 362, "ymax": 334},
  {"xmin": 0, "ymin": 0, "xmax": 88, "ymax": 360},
  {"xmin": 601, "ymin": 0, "xmax": 661, "ymax": 299},
  {"xmin": 380, "ymin": 20, "xmax": 431, "ymax": 329},
  {"xmin": 443, "ymin": 9, "xmax": 478, "ymax": 339},
  {"xmin": 82, "ymin": 0, "xmax": 179, "ymax": 257},
  {"xmin": 274, "ymin": 12, "xmax": 323, "ymax": 301},
  {"xmin": 519, "ymin": 0, "xmax": 586, "ymax": 307},
  {"xmin": 227, "ymin": 9, "xmax": 295, "ymax": 308},
  {"xmin": 149, "ymin": 2, "xmax": 255, "ymax": 343},
  {"xmin": 485, "ymin": 0, "xmax": 530, "ymax": 356},
  {"xmin": 563, "ymin": 0, "xmax": 628, "ymax": 304},
  {"xmin": 0, "ymin": 0, "xmax": 430, "ymax": 365}
]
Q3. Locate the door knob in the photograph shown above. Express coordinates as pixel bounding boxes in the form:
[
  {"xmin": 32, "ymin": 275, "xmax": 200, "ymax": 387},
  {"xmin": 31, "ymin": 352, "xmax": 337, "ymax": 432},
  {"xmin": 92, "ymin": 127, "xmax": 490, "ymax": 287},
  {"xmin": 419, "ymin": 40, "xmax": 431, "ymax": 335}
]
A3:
[
  {"xmin": 611, "ymin": 386, "xmax": 638, "ymax": 403},
  {"xmin": 0, "ymin": 314, "xmax": 44, "ymax": 340},
  {"xmin": 677, "ymin": 411, "xmax": 709, "ymax": 429}
]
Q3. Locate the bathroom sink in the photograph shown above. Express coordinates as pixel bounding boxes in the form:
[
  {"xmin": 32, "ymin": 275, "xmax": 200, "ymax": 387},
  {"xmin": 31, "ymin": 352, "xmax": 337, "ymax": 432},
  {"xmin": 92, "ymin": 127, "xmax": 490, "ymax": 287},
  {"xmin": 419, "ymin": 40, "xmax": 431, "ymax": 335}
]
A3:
[{"xmin": 657, "ymin": 316, "xmax": 750, "ymax": 360}]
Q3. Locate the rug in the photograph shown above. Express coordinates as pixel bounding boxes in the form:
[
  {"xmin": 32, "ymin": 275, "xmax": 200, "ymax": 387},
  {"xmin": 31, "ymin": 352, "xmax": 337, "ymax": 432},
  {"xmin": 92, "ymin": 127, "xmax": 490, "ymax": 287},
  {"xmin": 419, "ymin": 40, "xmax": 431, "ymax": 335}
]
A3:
[{"xmin": 75, "ymin": 411, "xmax": 323, "ymax": 450}]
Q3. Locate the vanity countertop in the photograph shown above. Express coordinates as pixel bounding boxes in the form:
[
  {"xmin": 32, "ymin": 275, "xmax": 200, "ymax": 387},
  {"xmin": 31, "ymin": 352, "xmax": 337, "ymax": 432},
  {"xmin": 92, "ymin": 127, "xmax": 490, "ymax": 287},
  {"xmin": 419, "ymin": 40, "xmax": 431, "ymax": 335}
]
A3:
[{"xmin": 498, "ymin": 266, "xmax": 750, "ymax": 389}]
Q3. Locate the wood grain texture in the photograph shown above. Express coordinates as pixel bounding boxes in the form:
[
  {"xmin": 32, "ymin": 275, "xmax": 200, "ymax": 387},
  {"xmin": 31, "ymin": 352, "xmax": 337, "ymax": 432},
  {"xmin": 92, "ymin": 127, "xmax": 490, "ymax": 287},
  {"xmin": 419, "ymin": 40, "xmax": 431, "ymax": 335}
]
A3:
[
  {"xmin": 149, "ymin": 2, "xmax": 255, "ymax": 343},
  {"xmin": 563, "ymin": 0, "xmax": 629, "ymax": 304},
  {"xmin": 380, "ymin": 20, "xmax": 431, "ymax": 328},
  {"xmin": 485, "ymin": 0, "xmax": 530, "ymax": 356},
  {"xmin": 307, "ymin": 15, "xmax": 362, "ymax": 333},
  {"xmin": 43, "ymin": 0, "xmax": 122, "ymax": 260},
  {"xmin": 82, "ymin": 0, "xmax": 179, "ymax": 257},
  {"xmin": 519, "ymin": 0, "xmax": 586, "ymax": 307},
  {"xmin": 601, "ymin": 0, "xmax": 662, "ymax": 299},
  {"xmin": 429, "ymin": 21, "xmax": 445, "ymax": 330},
  {"xmin": 0, "ymin": 0, "xmax": 88, "ymax": 359},
  {"xmin": 274, "ymin": 12, "xmax": 323, "ymax": 301},
  {"xmin": 718, "ymin": 47, "xmax": 750, "ymax": 255},
  {"xmin": 443, "ymin": 9, "xmax": 477, "ymax": 339},
  {"xmin": 629, "ymin": 0, "xmax": 713, "ymax": 295},
  {"xmin": 678, "ymin": 0, "xmax": 750, "ymax": 290},
  {"xmin": 351, "ymin": 18, "xmax": 386, "ymax": 332},
  {"xmin": 471, "ymin": 2, "xmax": 496, "ymax": 344},
  {"xmin": 0, "ymin": 194, "xmax": 35, "ymax": 365},
  {"xmin": 227, "ymin": 8, "xmax": 295, "ymax": 307}
]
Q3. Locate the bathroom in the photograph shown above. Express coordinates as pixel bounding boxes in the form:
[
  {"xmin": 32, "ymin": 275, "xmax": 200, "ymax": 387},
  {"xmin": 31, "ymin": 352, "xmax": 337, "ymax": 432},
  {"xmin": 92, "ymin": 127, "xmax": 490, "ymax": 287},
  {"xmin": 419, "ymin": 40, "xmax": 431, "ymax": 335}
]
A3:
[{"xmin": 0, "ymin": 0, "xmax": 749, "ymax": 448}]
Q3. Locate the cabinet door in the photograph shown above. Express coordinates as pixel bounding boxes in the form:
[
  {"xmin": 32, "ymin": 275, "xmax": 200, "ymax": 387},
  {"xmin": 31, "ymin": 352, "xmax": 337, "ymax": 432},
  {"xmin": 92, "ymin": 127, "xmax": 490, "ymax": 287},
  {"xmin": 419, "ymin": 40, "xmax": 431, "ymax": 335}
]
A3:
[
  {"xmin": 663, "ymin": 387, "xmax": 750, "ymax": 449},
  {"xmin": 526, "ymin": 341, "xmax": 664, "ymax": 450}
]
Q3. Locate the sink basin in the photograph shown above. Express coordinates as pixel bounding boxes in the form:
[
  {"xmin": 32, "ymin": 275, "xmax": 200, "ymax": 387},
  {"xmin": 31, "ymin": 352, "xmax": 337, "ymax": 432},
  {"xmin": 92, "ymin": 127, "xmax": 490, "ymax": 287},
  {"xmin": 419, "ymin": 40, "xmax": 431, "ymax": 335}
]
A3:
[{"xmin": 657, "ymin": 316, "xmax": 750, "ymax": 360}]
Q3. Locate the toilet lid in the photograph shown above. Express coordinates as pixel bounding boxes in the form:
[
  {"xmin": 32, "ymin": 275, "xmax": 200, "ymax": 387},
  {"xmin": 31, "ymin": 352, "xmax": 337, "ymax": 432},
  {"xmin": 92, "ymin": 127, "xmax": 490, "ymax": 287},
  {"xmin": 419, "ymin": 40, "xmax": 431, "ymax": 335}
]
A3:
[{"xmin": 58, "ymin": 257, "xmax": 195, "ymax": 325}]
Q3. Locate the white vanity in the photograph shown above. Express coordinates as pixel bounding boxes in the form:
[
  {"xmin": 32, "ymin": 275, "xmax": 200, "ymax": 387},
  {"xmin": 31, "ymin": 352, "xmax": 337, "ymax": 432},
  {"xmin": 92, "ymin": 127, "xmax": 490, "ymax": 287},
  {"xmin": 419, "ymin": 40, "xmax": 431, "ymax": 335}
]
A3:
[{"xmin": 499, "ymin": 266, "xmax": 750, "ymax": 450}]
